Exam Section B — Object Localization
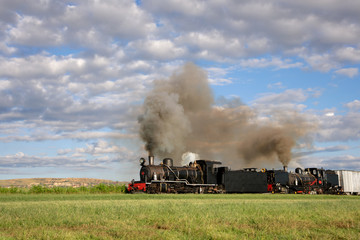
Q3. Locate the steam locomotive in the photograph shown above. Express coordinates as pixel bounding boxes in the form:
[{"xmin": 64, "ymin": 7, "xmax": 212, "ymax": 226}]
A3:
[{"xmin": 128, "ymin": 156, "xmax": 342, "ymax": 194}]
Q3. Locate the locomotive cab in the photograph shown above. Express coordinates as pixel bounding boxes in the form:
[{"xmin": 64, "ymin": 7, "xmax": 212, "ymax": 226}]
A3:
[
  {"xmin": 195, "ymin": 160, "xmax": 222, "ymax": 184},
  {"xmin": 305, "ymin": 168, "xmax": 326, "ymax": 186}
]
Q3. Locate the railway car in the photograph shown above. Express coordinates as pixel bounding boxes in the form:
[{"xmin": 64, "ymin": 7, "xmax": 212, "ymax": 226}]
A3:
[
  {"xmin": 335, "ymin": 170, "xmax": 360, "ymax": 195},
  {"xmin": 224, "ymin": 168, "xmax": 268, "ymax": 193}
]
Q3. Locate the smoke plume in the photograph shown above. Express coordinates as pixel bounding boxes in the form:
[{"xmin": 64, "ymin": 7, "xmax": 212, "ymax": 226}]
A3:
[
  {"xmin": 181, "ymin": 152, "xmax": 200, "ymax": 166},
  {"xmin": 138, "ymin": 63, "xmax": 313, "ymax": 167}
]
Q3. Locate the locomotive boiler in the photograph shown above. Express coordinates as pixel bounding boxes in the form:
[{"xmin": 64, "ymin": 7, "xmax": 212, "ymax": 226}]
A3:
[{"xmin": 139, "ymin": 156, "xmax": 202, "ymax": 184}]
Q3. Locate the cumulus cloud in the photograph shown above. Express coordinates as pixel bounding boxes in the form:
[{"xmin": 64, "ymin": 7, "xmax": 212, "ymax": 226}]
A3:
[
  {"xmin": 206, "ymin": 67, "xmax": 233, "ymax": 85},
  {"xmin": 335, "ymin": 47, "xmax": 360, "ymax": 63},
  {"xmin": 316, "ymin": 103, "xmax": 360, "ymax": 142},
  {"xmin": 252, "ymin": 89, "xmax": 310, "ymax": 109},
  {"xmin": 304, "ymin": 53, "xmax": 339, "ymax": 72},
  {"xmin": 1, "ymin": 0, "xmax": 359, "ymax": 71},
  {"xmin": 0, "ymin": 152, "xmax": 90, "ymax": 168},
  {"xmin": 0, "ymin": 0, "xmax": 359, "ymax": 177},
  {"xmin": 2, "ymin": 0, "xmax": 156, "ymax": 52},
  {"xmin": 177, "ymin": 30, "xmax": 246, "ymax": 60},
  {"xmin": 334, "ymin": 68, "xmax": 358, "ymax": 78},
  {"xmin": 0, "ymin": 140, "xmax": 137, "ymax": 169},
  {"xmin": 296, "ymin": 145, "xmax": 350, "ymax": 157},
  {"xmin": 299, "ymin": 154, "xmax": 360, "ymax": 171},
  {"xmin": 0, "ymin": 131, "xmax": 137, "ymax": 143},
  {"xmin": 142, "ymin": 0, "xmax": 360, "ymax": 69},
  {"xmin": 127, "ymin": 39, "xmax": 186, "ymax": 60},
  {"xmin": 76, "ymin": 140, "xmax": 127, "ymax": 156},
  {"xmin": 8, "ymin": 14, "xmax": 64, "ymax": 46},
  {"xmin": 239, "ymin": 57, "xmax": 303, "ymax": 69},
  {"xmin": 345, "ymin": 100, "xmax": 360, "ymax": 111}
]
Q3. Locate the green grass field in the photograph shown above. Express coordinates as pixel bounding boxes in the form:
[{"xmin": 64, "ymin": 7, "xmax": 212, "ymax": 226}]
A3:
[{"xmin": 0, "ymin": 194, "xmax": 359, "ymax": 239}]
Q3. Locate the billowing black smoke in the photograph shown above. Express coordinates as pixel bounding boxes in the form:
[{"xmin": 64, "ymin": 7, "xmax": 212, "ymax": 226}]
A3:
[{"xmin": 138, "ymin": 63, "xmax": 313, "ymax": 167}]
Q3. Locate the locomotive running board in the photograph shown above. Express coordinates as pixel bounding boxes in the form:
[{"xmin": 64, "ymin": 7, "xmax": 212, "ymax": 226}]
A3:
[{"xmin": 147, "ymin": 180, "xmax": 217, "ymax": 187}]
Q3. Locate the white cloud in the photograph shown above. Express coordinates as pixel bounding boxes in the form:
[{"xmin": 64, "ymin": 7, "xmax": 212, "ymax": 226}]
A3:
[
  {"xmin": 0, "ymin": 42, "xmax": 16, "ymax": 55},
  {"xmin": 8, "ymin": 14, "xmax": 63, "ymax": 46},
  {"xmin": 128, "ymin": 39, "xmax": 186, "ymax": 60},
  {"xmin": 254, "ymin": 89, "xmax": 309, "ymax": 105},
  {"xmin": 297, "ymin": 154, "xmax": 360, "ymax": 171},
  {"xmin": 304, "ymin": 54, "xmax": 339, "ymax": 72},
  {"xmin": 239, "ymin": 57, "xmax": 303, "ymax": 69},
  {"xmin": 0, "ymin": 55, "xmax": 87, "ymax": 78},
  {"xmin": 335, "ymin": 47, "xmax": 360, "ymax": 63},
  {"xmin": 143, "ymin": 0, "xmax": 206, "ymax": 16},
  {"xmin": 297, "ymin": 145, "xmax": 350, "ymax": 156},
  {"xmin": 80, "ymin": 0, "xmax": 156, "ymax": 38},
  {"xmin": 316, "ymin": 110, "xmax": 360, "ymax": 142},
  {"xmin": 334, "ymin": 68, "xmax": 358, "ymax": 78},
  {"xmin": 345, "ymin": 100, "xmax": 360, "ymax": 111},
  {"xmin": 267, "ymin": 82, "xmax": 285, "ymax": 89},
  {"xmin": 0, "ymin": 0, "xmax": 360, "ymax": 177},
  {"xmin": 0, "ymin": 140, "xmax": 137, "ymax": 169},
  {"xmin": 325, "ymin": 112, "xmax": 335, "ymax": 117},
  {"xmin": 57, "ymin": 148, "xmax": 72, "ymax": 155},
  {"xmin": 126, "ymin": 60, "xmax": 153, "ymax": 72},
  {"xmin": 143, "ymin": 0, "xmax": 360, "ymax": 69},
  {"xmin": 178, "ymin": 30, "xmax": 245, "ymax": 60},
  {"xmin": 206, "ymin": 67, "xmax": 233, "ymax": 86},
  {"xmin": 1, "ymin": 0, "xmax": 359, "ymax": 69},
  {"xmin": 79, "ymin": 140, "xmax": 125, "ymax": 155},
  {"xmin": 317, "ymin": 21, "xmax": 360, "ymax": 45}
]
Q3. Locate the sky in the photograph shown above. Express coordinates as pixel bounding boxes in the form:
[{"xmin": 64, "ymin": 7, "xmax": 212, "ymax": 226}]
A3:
[{"xmin": 0, "ymin": 0, "xmax": 359, "ymax": 181}]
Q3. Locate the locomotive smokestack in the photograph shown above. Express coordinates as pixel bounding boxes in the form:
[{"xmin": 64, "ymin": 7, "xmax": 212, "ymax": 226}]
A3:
[
  {"xmin": 283, "ymin": 165, "xmax": 288, "ymax": 172},
  {"xmin": 149, "ymin": 155, "xmax": 154, "ymax": 165}
]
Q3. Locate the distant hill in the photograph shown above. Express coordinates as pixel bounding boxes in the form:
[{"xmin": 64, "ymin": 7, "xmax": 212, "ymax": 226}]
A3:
[{"xmin": 0, "ymin": 178, "xmax": 128, "ymax": 188}]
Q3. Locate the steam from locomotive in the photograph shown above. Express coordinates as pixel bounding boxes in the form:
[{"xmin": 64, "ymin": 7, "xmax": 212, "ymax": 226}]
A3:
[{"xmin": 138, "ymin": 63, "xmax": 312, "ymax": 167}]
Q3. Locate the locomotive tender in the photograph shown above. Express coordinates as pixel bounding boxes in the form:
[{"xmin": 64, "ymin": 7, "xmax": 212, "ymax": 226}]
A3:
[{"xmin": 128, "ymin": 156, "xmax": 342, "ymax": 194}]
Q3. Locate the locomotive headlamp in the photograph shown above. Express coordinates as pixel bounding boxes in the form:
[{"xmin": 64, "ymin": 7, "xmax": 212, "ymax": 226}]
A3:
[{"xmin": 139, "ymin": 157, "xmax": 146, "ymax": 166}]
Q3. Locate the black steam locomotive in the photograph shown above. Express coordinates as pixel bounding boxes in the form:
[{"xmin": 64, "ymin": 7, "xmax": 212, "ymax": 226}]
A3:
[{"xmin": 128, "ymin": 156, "xmax": 342, "ymax": 194}]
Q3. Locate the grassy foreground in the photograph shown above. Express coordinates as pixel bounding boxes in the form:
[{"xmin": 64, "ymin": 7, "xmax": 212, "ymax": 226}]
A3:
[{"xmin": 0, "ymin": 194, "xmax": 359, "ymax": 239}]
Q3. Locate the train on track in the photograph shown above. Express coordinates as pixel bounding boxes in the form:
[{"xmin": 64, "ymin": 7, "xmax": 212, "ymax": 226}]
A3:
[{"xmin": 128, "ymin": 156, "xmax": 359, "ymax": 194}]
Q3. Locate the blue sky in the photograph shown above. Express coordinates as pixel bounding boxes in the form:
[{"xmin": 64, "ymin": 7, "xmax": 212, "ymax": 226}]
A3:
[{"xmin": 0, "ymin": 0, "xmax": 359, "ymax": 181}]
